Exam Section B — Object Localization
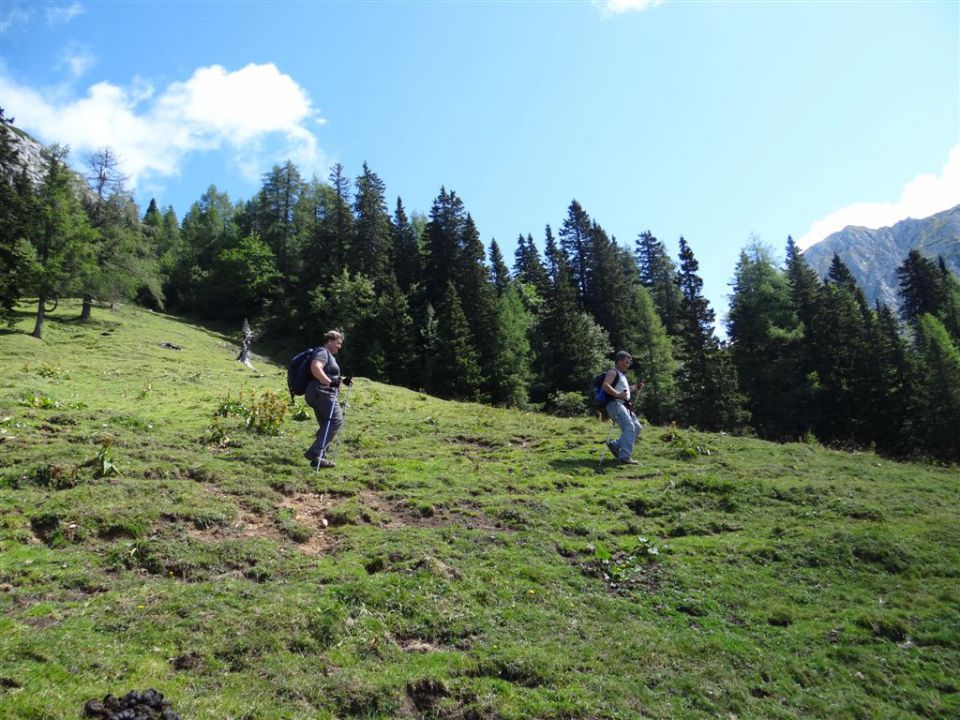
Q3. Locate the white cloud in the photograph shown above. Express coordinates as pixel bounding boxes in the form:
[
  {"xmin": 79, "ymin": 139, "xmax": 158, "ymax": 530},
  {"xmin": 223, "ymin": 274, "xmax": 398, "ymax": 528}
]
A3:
[
  {"xmin": 797, "ymin": 145, "xmax": 960, "ymax": 250},
  {"xmin": 46, "ymin": 2, "xmax": 85, "ymax": 25},
  {"xmin": 59, "ymin": 44, "xmax": 97, "ymax": 78},
  {"xmin": 594, "ymin": 0, "xmax": 664, "ymax": 16},
  {"xmin": 1, "ymin": 4, "xmax": 32, "ymax": 34},
  {"xmin": 1, "ymin": 62, "xmax": 326, "ymax": 187}
]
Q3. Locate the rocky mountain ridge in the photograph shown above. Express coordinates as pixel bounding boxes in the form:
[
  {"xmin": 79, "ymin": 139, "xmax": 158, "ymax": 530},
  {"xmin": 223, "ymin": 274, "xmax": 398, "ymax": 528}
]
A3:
[
  {"xmin": 802, "ymin": 204, "xmax": 960, "ymax": 312},
  {"xmin": 0, "ymin": 124, "xmax": 49, "ymax": 188}
]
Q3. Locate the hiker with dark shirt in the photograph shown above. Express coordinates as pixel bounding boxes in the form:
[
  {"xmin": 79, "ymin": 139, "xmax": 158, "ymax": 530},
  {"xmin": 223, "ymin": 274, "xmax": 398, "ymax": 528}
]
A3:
[
  {"xmin": 304, "ymin": 330, "xmax": 351, "ymax": 468},
  {"xmin": 602, "ymin": 350, "xmax": 644, "ymax": 465}
]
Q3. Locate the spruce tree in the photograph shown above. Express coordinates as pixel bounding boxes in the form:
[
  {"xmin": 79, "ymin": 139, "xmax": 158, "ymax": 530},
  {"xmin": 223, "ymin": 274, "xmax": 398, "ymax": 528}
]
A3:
[
  {"xmin": 897, "ymin": 250, "xmax": 943, "ymax": 326},
  {"xmin": 558, "ymin": 199, "xmax": 593, "ymax": 301},
  {"xmin": 0, "ymin": 109, "xmax": 33, "ymax": 323},
  {"xmin": 727, "ymin": 242, "xmax": 806, "ymax": 439},
  {"xmin": 327, "ymin": 163, "xmax": 353, "ymax": 274},
  {"xmin": 635, "ymin": 230, "xmax": 683, "ymax": 336},
  {"xmin": 489, "ymin": 239, "xmax": 510, "ymax": 297},
  {"xmin": 26, "ymin": 145, "xmax": 97, "ymax": 338},
  {"xmin": 391, "ymin": 197, "xmax": 422, "ymax": 294},
  {"xmin": 489, "ymin": 283, "xmax": 535, "ymax": 407},
  {"xmin": 624, "ymin": 283, "xmax": 677, "ymax": 424},
  {"xmin": 866, "ymin": 303, "xmax": 914, "ymax": 454},
  {"xmin": 513, "ymin": 232, "xmax": 550, "ymax": 299},
  {"xmin": 457, "ymin": 214, "xmax": 499, "ymax": 394},
  {"xmin": 532, "ymin": 251, "xmax": 610, "ymax": 396},
  {"xmin": 432, "ymin": 281, "xmax": 484, "ymax": 400},
  {"xmin": 423, "ymin": 187, "xmax": 465, "ymax": 308},
  {"xmin": 910, "ymin": 313, "xmax": 960, "ymax": 461},
  {"xmin": 583, "ymin": 223, "xmax": 633, "ymax": 349},
  {"xmin": 674, "ymin": 237, "xmax": 746, "ymax": 431},
  {"xmin": 352, "ymin": 162, "xmax": 393, "ymax": 286},
  {"xmin": 256, "ymin": 160, "xmax": 303, "ymax": 278}
]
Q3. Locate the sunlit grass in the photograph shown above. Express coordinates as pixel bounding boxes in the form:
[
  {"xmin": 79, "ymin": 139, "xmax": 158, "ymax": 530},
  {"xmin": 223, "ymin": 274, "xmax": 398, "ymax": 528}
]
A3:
[{"xmin": 1, "ymin": 300, "xmax": 958, "ymax": 719}]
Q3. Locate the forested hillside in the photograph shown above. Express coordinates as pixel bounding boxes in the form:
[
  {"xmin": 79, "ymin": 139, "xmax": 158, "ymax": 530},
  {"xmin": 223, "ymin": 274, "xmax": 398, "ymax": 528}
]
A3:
[{"xmin": 2, "ymin": 111, "xmax": 959, "ymax": 462}]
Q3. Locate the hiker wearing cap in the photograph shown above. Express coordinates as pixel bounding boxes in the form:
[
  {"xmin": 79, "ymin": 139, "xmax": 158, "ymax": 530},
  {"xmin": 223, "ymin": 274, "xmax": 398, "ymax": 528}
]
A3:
[
  {"xmin": 304, "ymin": 330, "xmax": 351, "ymax": 468},
  {"xmin": 602, "ymin": 350, "xmax": 644, "ymax": 465}
]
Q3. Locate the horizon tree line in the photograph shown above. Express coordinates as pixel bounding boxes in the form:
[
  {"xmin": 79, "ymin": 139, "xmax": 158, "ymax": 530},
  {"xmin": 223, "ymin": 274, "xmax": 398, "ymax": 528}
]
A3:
[{"xmin": 2, "ymin": 114, "xmax": 958, "ymax": 462}]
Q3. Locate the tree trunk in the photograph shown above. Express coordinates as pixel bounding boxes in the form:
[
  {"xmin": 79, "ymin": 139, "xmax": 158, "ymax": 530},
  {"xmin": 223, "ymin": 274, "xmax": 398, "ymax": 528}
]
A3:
[
  {"xmin": 80, "ymin": 294, "xmax": 93, "ymax": 321},
  {"xmin": 32, "ymin": 294, "xmax": 46, "ymax": 339}
]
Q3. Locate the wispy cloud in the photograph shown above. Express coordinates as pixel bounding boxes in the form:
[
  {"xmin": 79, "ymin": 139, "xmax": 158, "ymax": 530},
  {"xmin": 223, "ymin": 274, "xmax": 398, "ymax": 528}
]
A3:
[
  {"xmin": 59, "ymin": 43, "xmax": 97, "ymax": 78},
  {"xmin": 0, "ymin": 3, "xmax": 32, "ymax": 34},
  {"xmin": 46, "ymin": 2, "xmax": 85, "ymax": 26},
  {"xmin": 797, "ymin": 145, "xmax": 960, "ymax": 250},
  {"xmin": 593, "ymin": 0, "xmax": 664, "ymax": 16},
  {"xmin": 1, "ymin": 62, "xmax": 327, "ymax": 187}
]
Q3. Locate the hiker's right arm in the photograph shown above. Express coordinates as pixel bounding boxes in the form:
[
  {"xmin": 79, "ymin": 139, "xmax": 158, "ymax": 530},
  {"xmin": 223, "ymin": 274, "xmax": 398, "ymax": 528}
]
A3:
[{"xmin": 602, "ymin": 370, "xmax": 625, "ymax": 400}]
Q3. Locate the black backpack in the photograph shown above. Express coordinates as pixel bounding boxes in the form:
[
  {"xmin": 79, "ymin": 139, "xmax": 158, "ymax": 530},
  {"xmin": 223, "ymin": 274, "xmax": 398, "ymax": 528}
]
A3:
[
  {"xmin": 287, "ymin": 348, "xmax": 315, "ymax": 399},
  {"xmin": 590, "ymin": 369, "xmax": 619, "ymax": 407}
]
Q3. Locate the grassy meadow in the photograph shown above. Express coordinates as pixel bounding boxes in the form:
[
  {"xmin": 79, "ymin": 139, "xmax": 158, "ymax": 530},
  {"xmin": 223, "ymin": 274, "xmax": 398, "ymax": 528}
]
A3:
[{"xmin": 0, "ymin": 301, "xmax": 958, "ymax": 719}]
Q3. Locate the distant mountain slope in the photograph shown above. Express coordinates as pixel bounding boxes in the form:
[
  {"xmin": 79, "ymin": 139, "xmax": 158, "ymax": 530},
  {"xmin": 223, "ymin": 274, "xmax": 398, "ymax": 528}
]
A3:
[
  {"xmin": 802, "ymin": 204, "xmax": 960, "ymax": 312},
  {"xmin": 0, "ymin": 123, "xmax": 49, "ymax": 188}
]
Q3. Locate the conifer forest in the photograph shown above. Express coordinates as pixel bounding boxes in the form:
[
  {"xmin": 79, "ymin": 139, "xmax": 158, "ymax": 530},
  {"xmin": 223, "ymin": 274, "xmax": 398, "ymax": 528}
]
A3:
[{"xmin": 2, "ymin": 113, "xmax": 959, "ymax": 463}]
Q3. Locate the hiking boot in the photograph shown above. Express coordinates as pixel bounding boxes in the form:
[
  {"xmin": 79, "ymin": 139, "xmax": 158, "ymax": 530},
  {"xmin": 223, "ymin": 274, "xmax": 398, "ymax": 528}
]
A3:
[
  {"xmin": 315, "ymin": 458, "xmax": 335, "ymax": 469},
  {"xmin": 606, "ymin": 440, "xmax": 620, "ymax": 459},
  {"xmin": 619, "ymin": 457, "xmax": 639, "ymax": 465},
  {"xmin": 304, "ymin": 450, "xmax": 320, "ymax": 462}
]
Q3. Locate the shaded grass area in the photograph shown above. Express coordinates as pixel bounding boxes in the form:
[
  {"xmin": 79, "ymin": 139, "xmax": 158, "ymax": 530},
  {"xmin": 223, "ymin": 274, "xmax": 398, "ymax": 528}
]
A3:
[{"xmin": 1, "ymin": 300, "xmax": 958, "ymax": 719}]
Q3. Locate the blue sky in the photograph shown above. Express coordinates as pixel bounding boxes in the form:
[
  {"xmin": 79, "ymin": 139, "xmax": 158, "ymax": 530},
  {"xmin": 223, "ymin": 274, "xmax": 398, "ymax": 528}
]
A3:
[{"xmin": 2, "ymin": 0, "xmax": 958, "ymax": 325}]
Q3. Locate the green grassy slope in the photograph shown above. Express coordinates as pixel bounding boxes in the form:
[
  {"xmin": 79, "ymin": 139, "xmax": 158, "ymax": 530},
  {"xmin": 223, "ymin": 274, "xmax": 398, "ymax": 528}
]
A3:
[{"xmin": 1, "ymin": 301, "xmax": 958, "ymax": 719}]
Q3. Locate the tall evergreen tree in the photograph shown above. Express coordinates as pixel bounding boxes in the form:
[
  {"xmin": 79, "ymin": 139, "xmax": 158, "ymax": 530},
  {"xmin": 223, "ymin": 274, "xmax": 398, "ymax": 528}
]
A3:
[
  {"xmin": 727, "ymin": 242, "xmax": 806, "ymax": 439},
  {"xmin": 431, "ymin": 280, "xmax": 484, "ymax": 400},
  {"xmin": 423, "ymin": 187, "xmax": 466, "ymax": 308},
  {"xmin": 488, "ymin": 283, "xmax": 535, "ymax": 407},
  {"xmin": 532, "ymin": 250, "xmax": 610, "ymax": 397},
  {"xmin": 910, "ymin": 313, "xmax": 960, "ymax": 462},
  {"xmin": 897, "ymin": 250, "xmax": 960, "ymax": 344},
  {"xmin": 352, "ymin": 162, "xmax": 393, "ymax": 285},
  {"xmin": 558, "ymin": 199, "xmax": 593, "ymax": 301},
  {"xmin": 81, "ymin": 190, "xmax": 159, "ymax": 318},
  {"xmin": 623, "ymin": 283, "xmax": 677, "ymax": 424},
  {"xmin": 168, "ymin": 185, "xmax": 236, "ymax": 313},
  {"xmin": 457, "ymin": 214, "xmax": 498, "ymax": 393},
  {"xmin": 806, "ymin": 279, "xmax": 875, "ymax": 444},
  {"xmin": 897, "ymin": 249, "xmax": 943, "ymax": 326},
  {"xmin": 25, "ymin": 145, "xmax": 96, "ymax": 338},
  {"xmin": 489, "ymin": 239, "xmax": 510, "ymax": 297},
  {"xmin": 634, "ymin": 230, "xmax": 683, "ymax": 336},
  {"xmin": 865, "ymin": 302, "xmax": 914, "ymax": 454},
  {"xmin": 0, "ymin": 109, "xmax": 33, "ymax": 323},
  {"xmin": 583, "ymin": 223, "xmax": 633, "ymax": 349},
  {"xmin": 674, "ymin": 237, "xmax": 746, "ymax": 431},
  {"xmin": 327, "ymin": 163, "xmax": 353, "ymax": 274},
  {"xmin": 391, "ymin": 197, "xmax": 422, "ymax": 294},
  {"xmin": 256, "ymin": 160, "xmax": 303, "ymax": 278},
  {"xmin": 513, "ymin": 232, "xmax": 551, "ymax": 299},
  {"xmin": 367, "ymin": 273, "xmax": 416, "ymax": 386}
]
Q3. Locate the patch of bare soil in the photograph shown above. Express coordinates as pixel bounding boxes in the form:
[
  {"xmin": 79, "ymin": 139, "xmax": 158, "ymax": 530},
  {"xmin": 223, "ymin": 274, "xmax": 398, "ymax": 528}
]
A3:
[
  {"xmin": 186, "ymin": 492, "xmax": 336, "ymax": 556},
  {"xmin": 362, "ymin": 492, "xmax": 505, "ymax": 533}
]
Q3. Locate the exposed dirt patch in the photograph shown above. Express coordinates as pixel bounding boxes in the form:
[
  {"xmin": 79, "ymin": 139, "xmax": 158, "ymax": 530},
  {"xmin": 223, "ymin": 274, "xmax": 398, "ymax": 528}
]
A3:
[
  {"xmin": 397, "ymin": 638, "xmax": 443, "ymax": 654},
  {"xmin": 185, "ymin": 492, "xmax": 336, "ymax": 556},
  {"xmin": 452, "ymin": 434, "xmax": 505, "ymax": 450},
  {"xmin": 366, "ymin": 493, "xmax": 507, "ymax": 532}
]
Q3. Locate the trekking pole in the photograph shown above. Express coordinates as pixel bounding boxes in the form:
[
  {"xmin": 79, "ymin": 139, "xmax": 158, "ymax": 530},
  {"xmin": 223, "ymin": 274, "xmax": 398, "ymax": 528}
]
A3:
[
  {"xmin": 597, "ymin": 417, "xmax": 617, "ymax": 469},
  {"xmin": 313, "ymin": 386, "xmax": 340, "ymax": 472},
  {"xmin": 326, "ymin": 383, "xmax": 352, "ymax": 465}
]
